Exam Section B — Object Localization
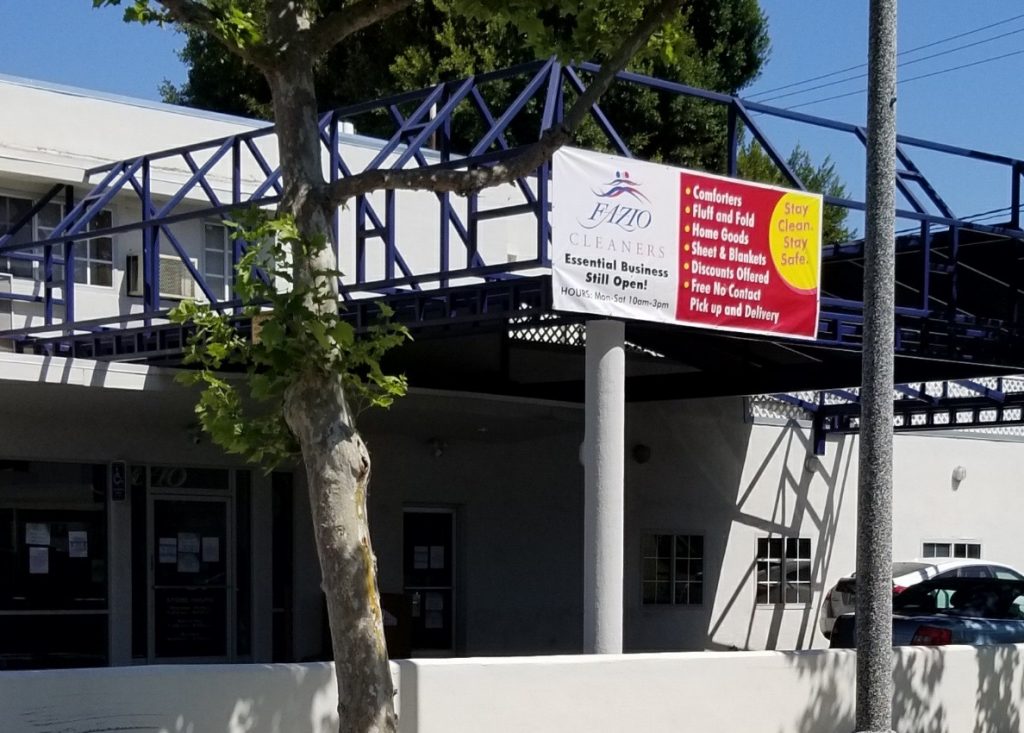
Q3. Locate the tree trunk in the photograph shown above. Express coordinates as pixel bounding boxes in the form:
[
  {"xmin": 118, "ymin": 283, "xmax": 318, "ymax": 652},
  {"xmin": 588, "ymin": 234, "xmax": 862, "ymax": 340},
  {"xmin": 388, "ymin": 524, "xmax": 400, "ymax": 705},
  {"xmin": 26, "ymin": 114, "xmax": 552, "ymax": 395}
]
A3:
[
  {"xmin": 267, "ymin": 59, "xmax": 398, "ymax": 733},
  {"xmin": 284, "ymin": 373, "xmax": 398, "ymax": 733}
]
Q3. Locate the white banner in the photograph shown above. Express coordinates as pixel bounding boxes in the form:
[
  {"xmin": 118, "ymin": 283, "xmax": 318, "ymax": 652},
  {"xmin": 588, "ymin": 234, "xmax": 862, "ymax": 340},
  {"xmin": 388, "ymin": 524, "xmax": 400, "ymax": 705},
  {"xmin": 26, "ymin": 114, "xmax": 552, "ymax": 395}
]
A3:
[{"xmin": 551, "ymin": 148, "xmax": 679, "ymax": 324}]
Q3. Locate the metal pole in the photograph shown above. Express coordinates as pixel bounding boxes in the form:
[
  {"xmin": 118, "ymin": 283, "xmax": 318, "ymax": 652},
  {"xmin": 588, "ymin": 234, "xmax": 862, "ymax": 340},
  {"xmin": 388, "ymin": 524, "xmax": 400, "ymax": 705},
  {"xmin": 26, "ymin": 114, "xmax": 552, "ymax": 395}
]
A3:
[
  {"xmin": 856, "ymin": 1, "xmax": 897, "ymax": 732},
  {"xmin": 583, "ymin": 318, "xmax": 625, "ymax": 654}
]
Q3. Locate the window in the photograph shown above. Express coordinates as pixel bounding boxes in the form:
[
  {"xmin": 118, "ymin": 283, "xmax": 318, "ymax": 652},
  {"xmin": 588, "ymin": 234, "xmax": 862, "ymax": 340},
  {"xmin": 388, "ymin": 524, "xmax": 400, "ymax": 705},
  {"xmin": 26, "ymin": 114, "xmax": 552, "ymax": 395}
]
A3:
[
  {"xmin": 204, "ymin": 222, "xmax": 232, "ymax": 299},
  {"xmin": 0, "ymin": 461, "xmax": 109, "ymax": 669},
  {"xmin": 756, "ymin": 537, "xmax": 811, "ymax": 604},
  {"xmin": 641, "ymin": 534, "xmax": 703, "ymax": 605},
  {"xmin": 923, "ymin": 541, "xmax": 981, "ymax": 559},
  {"xmin": 72, "ymin": 210, "xmax": 113, "ymax": 286},
  {"xmin": 0, "ymin": 195, "xmax": 37, "ymax": 278},
  {"xmin": 0, "ymin": 195, "xmax": 112, "ymax": 286}
]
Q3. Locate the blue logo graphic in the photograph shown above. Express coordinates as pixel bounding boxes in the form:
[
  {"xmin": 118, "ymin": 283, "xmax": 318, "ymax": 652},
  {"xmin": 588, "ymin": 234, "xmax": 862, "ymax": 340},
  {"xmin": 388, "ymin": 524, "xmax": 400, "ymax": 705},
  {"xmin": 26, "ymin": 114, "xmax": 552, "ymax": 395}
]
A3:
[{"xmin": 592, "ymin": 170, "xmax": 650, "ymax": 203}]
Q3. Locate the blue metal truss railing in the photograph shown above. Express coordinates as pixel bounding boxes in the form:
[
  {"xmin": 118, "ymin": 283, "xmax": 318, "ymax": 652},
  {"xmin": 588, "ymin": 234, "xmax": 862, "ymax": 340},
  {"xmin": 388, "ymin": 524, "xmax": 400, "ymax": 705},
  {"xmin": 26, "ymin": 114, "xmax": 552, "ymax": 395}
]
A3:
[
  {"xmin": 1, "ymin": 59, "xmax": 1023, "ymax": 368},
  {"xmin": 767, "ymin": 376, "xmax": 1024, "ymax": 454}
]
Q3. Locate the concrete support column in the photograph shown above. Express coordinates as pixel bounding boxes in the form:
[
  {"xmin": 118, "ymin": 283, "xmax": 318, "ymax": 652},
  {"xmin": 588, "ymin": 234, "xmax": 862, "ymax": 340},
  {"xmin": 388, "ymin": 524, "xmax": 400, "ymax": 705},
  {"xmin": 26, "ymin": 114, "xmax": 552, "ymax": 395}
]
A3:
[
  {"xmin": 583, "ymin": 319, "xmax": 625, "ymax": 654},
  {"xmin": 107, "ymin": 482, "xmax": 132, "ymax": 666}
]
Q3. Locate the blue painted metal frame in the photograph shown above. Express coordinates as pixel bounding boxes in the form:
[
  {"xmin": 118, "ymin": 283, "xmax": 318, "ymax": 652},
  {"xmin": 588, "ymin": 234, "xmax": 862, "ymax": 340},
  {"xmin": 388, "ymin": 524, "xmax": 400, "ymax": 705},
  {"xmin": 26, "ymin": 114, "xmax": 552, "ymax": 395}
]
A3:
[
  {"xmin": 777, "ymin": 375, "xmax": 1024, "ymax": 453},
  {"xmin": 1, "ymin": 59, "xmax": 1024, "ymax": 374}
]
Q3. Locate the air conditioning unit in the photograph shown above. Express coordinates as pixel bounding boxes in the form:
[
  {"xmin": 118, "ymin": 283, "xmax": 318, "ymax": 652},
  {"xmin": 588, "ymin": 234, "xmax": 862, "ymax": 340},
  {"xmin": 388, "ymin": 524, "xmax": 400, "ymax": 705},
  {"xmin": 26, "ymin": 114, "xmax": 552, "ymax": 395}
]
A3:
[{"xmin": 126, "ymin": 253, "xmax": 197, "ymax": 300}]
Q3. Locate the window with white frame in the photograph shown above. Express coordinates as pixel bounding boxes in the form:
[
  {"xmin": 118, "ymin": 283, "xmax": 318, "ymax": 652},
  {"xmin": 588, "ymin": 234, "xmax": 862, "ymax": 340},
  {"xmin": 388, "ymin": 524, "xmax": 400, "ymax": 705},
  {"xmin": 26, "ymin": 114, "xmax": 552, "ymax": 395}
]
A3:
[
  {"xmin": 0, "ymin": 195, "xmax": 112, "ymax": 286},
  {"xmin": 923, "ymin": 541, "xmax": 981, "ymax": 559},
  {"xmin": 641, "ymin": 533, "xmax": 703, "ymax": 605},
  {"xmin": 203, "ymin": 221, "xmax": 232, "ymax": 300},
  {"xmin": 756, "ymin": 536, "xmax": 811, "ymax": 604}
]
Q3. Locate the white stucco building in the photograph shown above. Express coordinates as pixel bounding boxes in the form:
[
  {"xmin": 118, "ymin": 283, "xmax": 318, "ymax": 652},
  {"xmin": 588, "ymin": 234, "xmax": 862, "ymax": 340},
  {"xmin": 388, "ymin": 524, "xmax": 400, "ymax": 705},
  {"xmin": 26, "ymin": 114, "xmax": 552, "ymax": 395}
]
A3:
[{"xmin": 0, "ymin": 72, "xmax": 1022, "ymax": 673}]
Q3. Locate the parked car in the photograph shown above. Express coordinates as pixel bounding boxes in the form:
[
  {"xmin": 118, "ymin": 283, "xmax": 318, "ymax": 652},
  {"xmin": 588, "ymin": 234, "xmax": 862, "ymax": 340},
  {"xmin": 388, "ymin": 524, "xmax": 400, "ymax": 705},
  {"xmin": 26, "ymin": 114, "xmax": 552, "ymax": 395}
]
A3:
[
  {"xmin": 829, "ymin": 577, "xmax": 1024, "ymax": 648},
  {"xmin": 819, "ymin": 559, "xmax": 1024, "ymax": 639}
]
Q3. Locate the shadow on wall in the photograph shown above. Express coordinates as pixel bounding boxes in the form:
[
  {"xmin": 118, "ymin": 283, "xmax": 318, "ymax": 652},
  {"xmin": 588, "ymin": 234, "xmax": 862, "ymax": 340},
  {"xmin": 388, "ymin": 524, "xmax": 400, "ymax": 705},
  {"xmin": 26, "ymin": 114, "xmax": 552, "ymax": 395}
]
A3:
[
  {"xmin": 624, "ymin": 397, "xmax": 753, "ymax": 652},
  {"xmin": 0, "ymin": 663, "xmax": 341, "ymax": 733},
  {"xmin": 973, "ymin": 644, "xmax": 1022, "ymax": 733},
  {"xmin": 781, "ymin": 644, "xmax": 1024, "ymax": 733},
  {"xmin": 782, "ymin": 646, "xmax": 949, "ymax": 733},
  {"xmin": 705, "ymin": 419, "xmax": 855, "ymax": 652}
]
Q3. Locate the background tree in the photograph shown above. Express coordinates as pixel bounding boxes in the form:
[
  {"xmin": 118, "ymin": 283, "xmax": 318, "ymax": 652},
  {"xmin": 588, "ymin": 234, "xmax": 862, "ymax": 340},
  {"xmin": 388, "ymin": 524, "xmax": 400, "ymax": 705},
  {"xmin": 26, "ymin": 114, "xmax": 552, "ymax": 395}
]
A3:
[
  {"xmin": 98, "ymin": 1, "xmax": 726, "ymax": 732},
  {"xmin": 738, "ymin": 140, "xmax": 855, "ymax": 244},
  {"xmin": 163, "ymin": 0, "xmax": 769, "ymax": 170}
]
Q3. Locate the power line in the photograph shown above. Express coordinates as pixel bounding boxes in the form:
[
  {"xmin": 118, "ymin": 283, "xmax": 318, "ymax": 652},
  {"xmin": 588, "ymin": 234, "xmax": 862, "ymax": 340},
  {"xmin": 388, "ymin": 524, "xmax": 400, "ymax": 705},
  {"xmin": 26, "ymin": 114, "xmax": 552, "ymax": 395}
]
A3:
[
  {"xmin": 757, "ymin": 26, "xmax": 1024, "ymax": 105},
  {"xmin": 748, "ymin": 11, "xmax": 1024, "ymax": 100},
  {"xmin": 785, "ymin": 47, "xmax": 1024, "ymax": 111}
]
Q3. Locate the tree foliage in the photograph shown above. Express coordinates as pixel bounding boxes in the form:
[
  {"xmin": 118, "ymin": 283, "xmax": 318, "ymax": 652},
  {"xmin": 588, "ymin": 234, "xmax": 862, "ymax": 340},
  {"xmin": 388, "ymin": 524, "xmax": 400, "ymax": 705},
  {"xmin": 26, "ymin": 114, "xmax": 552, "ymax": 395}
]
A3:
[
  {"xmin": 169, "ymin": 211, "xmax": 409, "ymax": 468},
  {"xmin": 738, "ymin": 140, "xmax": 855, "ymax": 245},
  {"xmin": 163, "ymin": 0, "xmax": 769, "ymax": 171}
]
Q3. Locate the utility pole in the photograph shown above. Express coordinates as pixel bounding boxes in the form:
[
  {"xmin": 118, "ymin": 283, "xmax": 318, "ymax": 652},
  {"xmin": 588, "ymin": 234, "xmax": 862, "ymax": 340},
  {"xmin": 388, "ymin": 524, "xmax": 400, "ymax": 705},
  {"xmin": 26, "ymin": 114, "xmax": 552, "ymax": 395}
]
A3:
[{"xmin": 856, "ymin": 1, "xmax": 897, "ymax": 732}]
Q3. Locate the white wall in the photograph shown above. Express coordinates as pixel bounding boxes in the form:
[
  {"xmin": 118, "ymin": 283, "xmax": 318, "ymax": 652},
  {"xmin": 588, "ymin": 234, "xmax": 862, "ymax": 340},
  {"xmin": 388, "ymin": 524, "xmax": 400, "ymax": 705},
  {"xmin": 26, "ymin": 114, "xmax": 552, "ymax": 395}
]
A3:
[
  {"xmin": 624, "ymin": 399, "xmax": 859, "ymax": 652},
  {"xmin": 623, "ymin": 398, "xmax": 1024, "ymax": 653},
  {"xmin": 3, "ymin": 647, "xmax": 1022, "ymax": 733},
  {"xmin": 891, "ymin": 432, "xmax": 1024, "ymax": 566}
]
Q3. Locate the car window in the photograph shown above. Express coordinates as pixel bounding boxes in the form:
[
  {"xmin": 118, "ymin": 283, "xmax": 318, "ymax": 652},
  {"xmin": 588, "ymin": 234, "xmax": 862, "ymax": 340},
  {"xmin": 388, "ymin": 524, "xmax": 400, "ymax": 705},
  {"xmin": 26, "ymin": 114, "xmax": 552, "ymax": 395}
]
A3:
[
  {"xmin": 934, "ymin": 570, "xmax": 958, "ymax": 581},
  {"xmin": 958, "ymin": 565, "xmax": 990, "ymax": 579},
  {"xmin": 991, "ymin": 567, "xmax": 1024, "ymax": 581},
  {"xmin": 896, "ymin": 579, "xmax": 1024, "ymax": 619},
  {"xmin": 1011, "ymin": 594, "xmax": 1024, "ymax": 619}
]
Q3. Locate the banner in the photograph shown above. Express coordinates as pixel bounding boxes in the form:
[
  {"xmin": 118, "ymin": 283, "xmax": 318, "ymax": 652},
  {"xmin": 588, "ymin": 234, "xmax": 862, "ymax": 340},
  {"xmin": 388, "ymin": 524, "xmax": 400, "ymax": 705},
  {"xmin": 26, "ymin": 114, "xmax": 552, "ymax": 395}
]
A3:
[{"xmin": 551, "ymin": 148, "xmax": 822, "ymax": 340}]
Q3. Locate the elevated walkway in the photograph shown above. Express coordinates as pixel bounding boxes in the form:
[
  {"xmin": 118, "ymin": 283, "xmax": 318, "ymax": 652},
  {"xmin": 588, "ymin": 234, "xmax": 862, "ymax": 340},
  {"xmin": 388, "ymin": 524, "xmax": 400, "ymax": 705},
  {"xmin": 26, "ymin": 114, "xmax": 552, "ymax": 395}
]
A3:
[{"xmin": 1, "ymin": 60, "xmax": 1023, "ymax": 421}]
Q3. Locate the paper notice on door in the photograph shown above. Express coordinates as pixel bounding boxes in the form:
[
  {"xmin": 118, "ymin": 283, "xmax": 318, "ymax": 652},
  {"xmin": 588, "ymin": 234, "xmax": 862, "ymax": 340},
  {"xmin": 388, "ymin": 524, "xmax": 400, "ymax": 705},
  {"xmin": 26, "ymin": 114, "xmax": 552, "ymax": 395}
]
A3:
[
  {"xmin": 29, "ymin": 546, "xmax": 49, "ymax": 574},
  {"xmin": 178, "ymin": 532, "xmax": 200, "ymax": 554},
  {"xmin": 425, "ymin": 591, "xmax": 444, "ymax": 611},
  {"xmin": 425, "ymin": 611, "xmax": 444, "ymax": 630},
  {"xmin": 414, "ymin": 545, "xmax": 429, "ymax": 569},
  {"xmin": 429, "ymin": 545, "xmax": 445, "ymax": 569},
  {"xmin": 25, "ymin": 523, "xmax": 50, "ymax": 546},
  {"xmin": 158, "ymin": 537, "xmax": 177, "ymax": 564},
  {"xmin": 68, "ymin": 530, "xmax": 89, "ymax": 558},
  {"xmin": 202, "ymin": 536, "xmax": 220, "ymax": 563},
  {"xmin": 177, "ymin": 552, "xmax": 200, "ymax": 573}
]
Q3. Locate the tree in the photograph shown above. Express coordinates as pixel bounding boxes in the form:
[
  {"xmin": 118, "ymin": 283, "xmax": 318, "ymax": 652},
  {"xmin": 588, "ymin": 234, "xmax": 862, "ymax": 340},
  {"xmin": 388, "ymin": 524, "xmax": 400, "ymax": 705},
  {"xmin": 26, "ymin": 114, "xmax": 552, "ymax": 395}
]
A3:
[
  {"xmin": 163, "ymin": 0, "xmax": 769, "ymax": 170},
  {"xmin": 738, "ymin": 140, "xmax": 855, "ymax": 244},
  {"xmin": 96, "ymin": 1, "xmax": 711, "ymax": 732}
]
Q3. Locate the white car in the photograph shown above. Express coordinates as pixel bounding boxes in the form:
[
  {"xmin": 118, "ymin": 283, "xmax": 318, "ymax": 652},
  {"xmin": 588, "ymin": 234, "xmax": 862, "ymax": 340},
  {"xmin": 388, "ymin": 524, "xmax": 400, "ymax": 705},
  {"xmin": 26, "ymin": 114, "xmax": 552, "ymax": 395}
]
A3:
[{"xmin": 819, "ymin": 559, "xmax": 1024, "ymax": 639}]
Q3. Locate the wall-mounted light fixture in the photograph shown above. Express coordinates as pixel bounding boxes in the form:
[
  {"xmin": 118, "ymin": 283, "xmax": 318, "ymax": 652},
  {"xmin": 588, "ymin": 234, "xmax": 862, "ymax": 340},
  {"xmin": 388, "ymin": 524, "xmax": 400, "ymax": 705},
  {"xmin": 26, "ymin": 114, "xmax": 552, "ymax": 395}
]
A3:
[
  {"xmin": 632, "ymin": 444, "xmax": 652, "ymax": 464},
  {"xmin": 951, "ymin": 465, "xmax": 967, "ymax": 490},
  {"xmin": 428, "ymin": 437, "xmax": 447, "ymax": 458}
]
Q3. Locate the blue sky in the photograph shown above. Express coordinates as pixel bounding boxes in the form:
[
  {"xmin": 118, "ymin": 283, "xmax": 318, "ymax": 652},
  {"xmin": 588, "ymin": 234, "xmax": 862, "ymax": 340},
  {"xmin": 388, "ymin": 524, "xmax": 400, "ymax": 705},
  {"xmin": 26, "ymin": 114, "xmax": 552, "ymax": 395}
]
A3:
[
  {"xmin": 0, "ymin": 1, "xmax": 1021, "ymax": 225},
  {"xmin": 0, "ymin": 1, "xmax": 185, "ymax": 98},
  {"xmin": 748, "ymin": 1, "xmax": 1024, "ymax": 227}
]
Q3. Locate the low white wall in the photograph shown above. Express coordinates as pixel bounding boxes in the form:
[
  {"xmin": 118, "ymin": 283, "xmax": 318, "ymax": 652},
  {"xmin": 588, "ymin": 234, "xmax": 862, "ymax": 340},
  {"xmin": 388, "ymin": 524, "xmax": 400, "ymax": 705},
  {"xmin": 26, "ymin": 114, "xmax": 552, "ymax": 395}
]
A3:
[{"xmin": 3, "ymin": 647, "xmax": 1022, "ymax": 733}]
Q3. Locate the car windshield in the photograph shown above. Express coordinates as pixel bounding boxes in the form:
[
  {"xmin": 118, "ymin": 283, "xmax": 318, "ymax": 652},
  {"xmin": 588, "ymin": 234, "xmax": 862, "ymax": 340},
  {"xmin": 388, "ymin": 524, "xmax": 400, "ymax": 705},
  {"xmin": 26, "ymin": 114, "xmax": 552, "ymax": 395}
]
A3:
[{"xmin": 894, "ymin": 578, "xmax": 1024, "ymax": 619}]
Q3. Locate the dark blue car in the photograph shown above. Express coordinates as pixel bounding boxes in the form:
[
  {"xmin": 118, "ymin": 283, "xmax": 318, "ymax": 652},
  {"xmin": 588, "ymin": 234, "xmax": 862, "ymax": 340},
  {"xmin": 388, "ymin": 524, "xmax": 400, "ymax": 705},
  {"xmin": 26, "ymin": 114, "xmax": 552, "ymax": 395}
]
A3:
[{"xmin": 829, "ymin": 577, "xmax": 1024, "ymax": 648}]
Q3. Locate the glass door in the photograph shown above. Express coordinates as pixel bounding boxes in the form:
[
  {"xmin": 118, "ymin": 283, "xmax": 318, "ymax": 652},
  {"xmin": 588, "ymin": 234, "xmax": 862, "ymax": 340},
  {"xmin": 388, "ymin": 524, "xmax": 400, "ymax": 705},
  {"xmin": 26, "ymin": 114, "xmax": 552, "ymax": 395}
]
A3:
[
  {"xmin": 403, "ymin": 509, "xmax": 455, "ymax": 653},
  {"xmin": 148, "ymin": 494, "xmax": 232, "ymax": 661}
]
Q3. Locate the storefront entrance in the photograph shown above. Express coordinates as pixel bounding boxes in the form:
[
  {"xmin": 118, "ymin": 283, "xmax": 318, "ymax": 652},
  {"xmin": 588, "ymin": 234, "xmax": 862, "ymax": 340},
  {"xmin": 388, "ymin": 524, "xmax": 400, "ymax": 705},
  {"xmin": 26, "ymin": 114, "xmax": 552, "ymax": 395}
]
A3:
[{"xmin": 147, "ymin": 491, "xmax": 233, "ymax": 662}]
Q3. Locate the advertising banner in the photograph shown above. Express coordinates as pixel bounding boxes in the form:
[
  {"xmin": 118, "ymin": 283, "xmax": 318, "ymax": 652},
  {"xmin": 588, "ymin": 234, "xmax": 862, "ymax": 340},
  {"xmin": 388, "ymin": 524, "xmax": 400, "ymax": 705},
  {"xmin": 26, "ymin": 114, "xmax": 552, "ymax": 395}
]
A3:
[{"xmin": 551, "ymin": 147, "xmax": 822, "ymax": 340}]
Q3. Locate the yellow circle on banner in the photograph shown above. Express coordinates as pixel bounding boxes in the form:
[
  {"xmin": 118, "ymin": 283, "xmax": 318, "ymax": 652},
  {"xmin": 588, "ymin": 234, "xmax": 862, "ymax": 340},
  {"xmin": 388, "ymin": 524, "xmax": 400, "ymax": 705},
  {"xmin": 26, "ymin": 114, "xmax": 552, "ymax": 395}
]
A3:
[{"xmin": 769, "ymin": 192, "xmax": 820, "ymax": 292}]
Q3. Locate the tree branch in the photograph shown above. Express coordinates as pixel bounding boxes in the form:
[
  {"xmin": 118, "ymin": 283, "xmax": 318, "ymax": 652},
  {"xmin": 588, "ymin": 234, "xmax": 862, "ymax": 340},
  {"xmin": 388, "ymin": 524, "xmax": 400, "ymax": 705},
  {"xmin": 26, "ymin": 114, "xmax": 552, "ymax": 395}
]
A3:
[
  {"xmin": 306, "ymin": 0, "xmax": 416, "ymax": 58},
  {"xmin": 157, "ymin": 0, "xmax": 276, "ymax": 71},
  {"xmin": 326, "ymin": 0, "xmax": 682, "ymax": 206}
]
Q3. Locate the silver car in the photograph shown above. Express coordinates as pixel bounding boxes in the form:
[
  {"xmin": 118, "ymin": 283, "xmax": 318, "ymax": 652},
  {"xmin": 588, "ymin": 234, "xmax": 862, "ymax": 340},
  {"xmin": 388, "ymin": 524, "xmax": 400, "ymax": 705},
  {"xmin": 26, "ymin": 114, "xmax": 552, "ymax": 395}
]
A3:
[
  {"xmin": 829, "ymin": 577, "xmax": 1024, "ymax": 648},
  {"xmin": 819, "ymin": 559, "xmax": 1024, "ymax": 639}
]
